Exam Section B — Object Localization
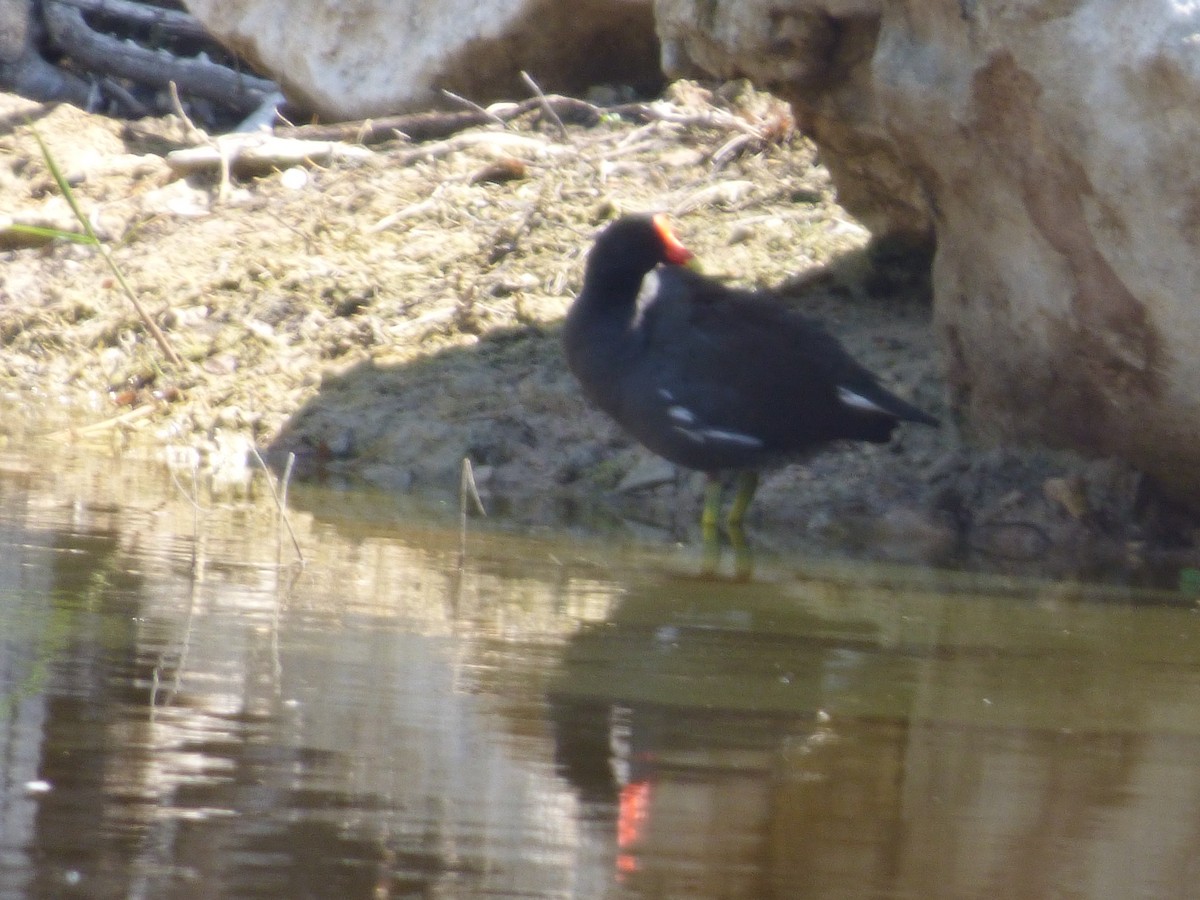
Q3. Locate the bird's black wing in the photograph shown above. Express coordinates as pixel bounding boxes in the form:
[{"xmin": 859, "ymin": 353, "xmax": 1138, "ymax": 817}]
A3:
[{"xmin": 624, "ymin": 267, "xmax": 931, "ymax": 460}]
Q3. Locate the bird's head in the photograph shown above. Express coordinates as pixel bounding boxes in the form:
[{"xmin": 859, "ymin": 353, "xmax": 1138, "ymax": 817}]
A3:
[
  {"xmin": 584, "ymin": 214, "xmax": 695, "ymax": 292},
  {"xmin": 649, "ymin": 214, "xmax": 694, "ymax": 266}
]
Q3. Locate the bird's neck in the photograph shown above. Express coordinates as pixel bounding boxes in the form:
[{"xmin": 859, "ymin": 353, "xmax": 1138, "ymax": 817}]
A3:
[{"xmin": 581, "ymin": 261, "xmax": 653, "ymax": 312}]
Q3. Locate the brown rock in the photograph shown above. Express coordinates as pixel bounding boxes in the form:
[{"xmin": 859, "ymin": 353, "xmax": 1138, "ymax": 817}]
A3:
[
  {"xmin": 655, "ymin": 0, "xmax": 1200, "ymax": 507},
  {"xmin": 183, "ymin": 0, "xmax": 663, "ymax": 120}
]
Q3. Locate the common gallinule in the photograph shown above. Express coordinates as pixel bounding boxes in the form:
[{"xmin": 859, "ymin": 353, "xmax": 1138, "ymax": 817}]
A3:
[{"xmin": 562, "ymin": 213, "xmax": 938, "ymax": 537}]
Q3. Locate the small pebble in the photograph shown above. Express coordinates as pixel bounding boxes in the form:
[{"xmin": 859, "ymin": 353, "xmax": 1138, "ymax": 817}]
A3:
[{"xmin": 279, "ymin": 166, "xmax": 308, "ymax": 190}]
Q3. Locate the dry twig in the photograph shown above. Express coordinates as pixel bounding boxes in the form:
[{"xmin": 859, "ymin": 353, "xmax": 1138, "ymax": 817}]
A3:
[
  {"xmin": 166, "ymin": 134, "xmax": 373, "ymax": 177},
  {"xmin": 277, "ymin": 95, "xmax": 601, "ymax": 145},
  {"xmin": 520, "ymin": 70, "xmax": 568, "ymax": 140}
]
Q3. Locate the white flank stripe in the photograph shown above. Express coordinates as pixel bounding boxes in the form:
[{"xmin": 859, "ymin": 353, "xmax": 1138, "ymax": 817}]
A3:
[
  {"xmin": 668, "ymin": 405, "xmax": 697, "ymax": 425},
  {"xmin": 699, "ymin": 428, "xmax": 763, "ymax": 449},
  {"xmin": 837, "ymin": 385, "xmax": 889, "ymax": 415}
]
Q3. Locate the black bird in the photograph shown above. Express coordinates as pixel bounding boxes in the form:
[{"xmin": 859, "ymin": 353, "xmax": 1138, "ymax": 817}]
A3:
[{"xmin": 562, "ymin": 213, "xmax": 938, "ymax": 537}]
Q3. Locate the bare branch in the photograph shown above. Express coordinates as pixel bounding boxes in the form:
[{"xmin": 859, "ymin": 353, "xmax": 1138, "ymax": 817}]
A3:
[
  {"xmin": 47, "ymin": 0, "xmax": 210, "ymax": 41},
  {"xmin": 42, "ymin": 0, "xmax": 275, "ymax": 105},
  {"xmin": 0, "ymin": 0, "xmax": 92, "ymax": 104},
  {"xmin": 165, "ymin": 133, "xmax": 373, "ymax": 177},
  {"xmin": 278, "ymin": 94, "xmax": 601, "ymax": 144},
  {"xmin": 0, "ymin": 52, "xmax": 91, "ymax": 105},
  {"xmin": 520, "ymin": 70, "xmax": 567, "ymax": 140}
]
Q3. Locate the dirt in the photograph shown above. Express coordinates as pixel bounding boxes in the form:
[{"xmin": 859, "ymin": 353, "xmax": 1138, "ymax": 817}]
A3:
[{"xmin": 1, "ymin": 82, "xmax": 1194, "ymax": 583}]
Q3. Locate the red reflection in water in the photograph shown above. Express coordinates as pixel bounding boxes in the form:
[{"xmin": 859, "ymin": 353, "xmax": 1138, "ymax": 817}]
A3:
[{"xmin": 616, "ymin": 778, "xmax": 652, "ymax": 876}]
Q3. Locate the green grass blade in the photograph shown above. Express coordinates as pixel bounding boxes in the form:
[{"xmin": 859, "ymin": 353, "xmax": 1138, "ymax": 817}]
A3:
[
  {"xmin": 25, "ymin": 121, "xmax": 183, "ymax": 368},
  {"xmin": 28, "ymin": 126, "xmax": 99, "ymax": 242},
  {"xmin": 3, "ymin": 223, "xmax": 97, "ymax": 245}
]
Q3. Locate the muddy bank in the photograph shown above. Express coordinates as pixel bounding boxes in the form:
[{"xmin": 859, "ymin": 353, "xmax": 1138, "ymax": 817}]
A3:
[{"xmin": 0, "ymin": 84, "xmax": 1193, "ymax": 582}]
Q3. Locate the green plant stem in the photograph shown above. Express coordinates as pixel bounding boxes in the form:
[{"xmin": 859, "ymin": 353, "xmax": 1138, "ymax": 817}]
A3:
[{"xmin": 30, "ymin": 125, "xmax": 184, "ymax": 368}]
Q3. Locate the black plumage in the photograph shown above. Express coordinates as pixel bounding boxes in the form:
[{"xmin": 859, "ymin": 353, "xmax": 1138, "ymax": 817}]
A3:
[{"xmin": 563, "ymin": 213, "xmax": 938, "ymax": 530}]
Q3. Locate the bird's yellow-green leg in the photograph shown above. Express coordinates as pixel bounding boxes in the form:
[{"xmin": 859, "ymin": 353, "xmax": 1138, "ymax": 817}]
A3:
[
  {"xmin": 701, "ymin": 475, "xmax": 724, "ymax": 540},
  {"xmin": 725, "ymin": 471, "xmax": 759, "ymax": 579},
  {"xmin": 696, "ymin": 475, "xmax": 720, "ymax": 573},
  {"xmin": 725, "ymin": 470, "xmax": 759, "ymax": 531},
  {"xmin": 700, "ymin": 475, "xmax": 723, "ymax": 574}
]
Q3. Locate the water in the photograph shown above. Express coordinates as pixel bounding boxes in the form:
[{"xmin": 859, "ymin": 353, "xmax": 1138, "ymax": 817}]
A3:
[{"xmin": 0, "ymin": 441, "xmax": 1199, "ymax": 899}]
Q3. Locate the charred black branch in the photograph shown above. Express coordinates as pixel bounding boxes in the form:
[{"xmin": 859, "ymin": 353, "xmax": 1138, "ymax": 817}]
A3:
[
  {"xmin": 0, "ymin": 0, "xmax": 277, "ymax": 124},
  {"xmin": 47, "ymin": 0, "xmax": 209, "ymax": 41},
  {"xmin": 42, "ymin": 0, "xmax": 274, "ymax": 106}
]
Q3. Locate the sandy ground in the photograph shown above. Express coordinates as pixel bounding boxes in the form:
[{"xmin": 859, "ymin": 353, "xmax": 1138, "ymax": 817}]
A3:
[{"xmin": 1, "ymin": 82, "xmax": 1192, "ymax": 582}]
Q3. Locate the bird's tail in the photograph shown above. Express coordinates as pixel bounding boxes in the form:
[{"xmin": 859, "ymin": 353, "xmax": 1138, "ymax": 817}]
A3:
[{"xmin": 836, "ymin": 382, "xmax": 940, "ymax": 427}]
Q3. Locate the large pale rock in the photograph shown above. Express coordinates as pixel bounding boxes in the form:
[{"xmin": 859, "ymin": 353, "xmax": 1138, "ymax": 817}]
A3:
[
  {"xmin": 657, "ymin": 0, "xmax": 1200, "ymax": 504},
  {"xmin": 182, "ymin": 0, "xmax": 661, "ymax": 120}
]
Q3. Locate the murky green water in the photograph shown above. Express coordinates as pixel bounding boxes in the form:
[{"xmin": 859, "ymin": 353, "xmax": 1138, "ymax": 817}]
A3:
[{"xmin": 1, "ymin": 439, "xmax": 1198, "ymax": 899}]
